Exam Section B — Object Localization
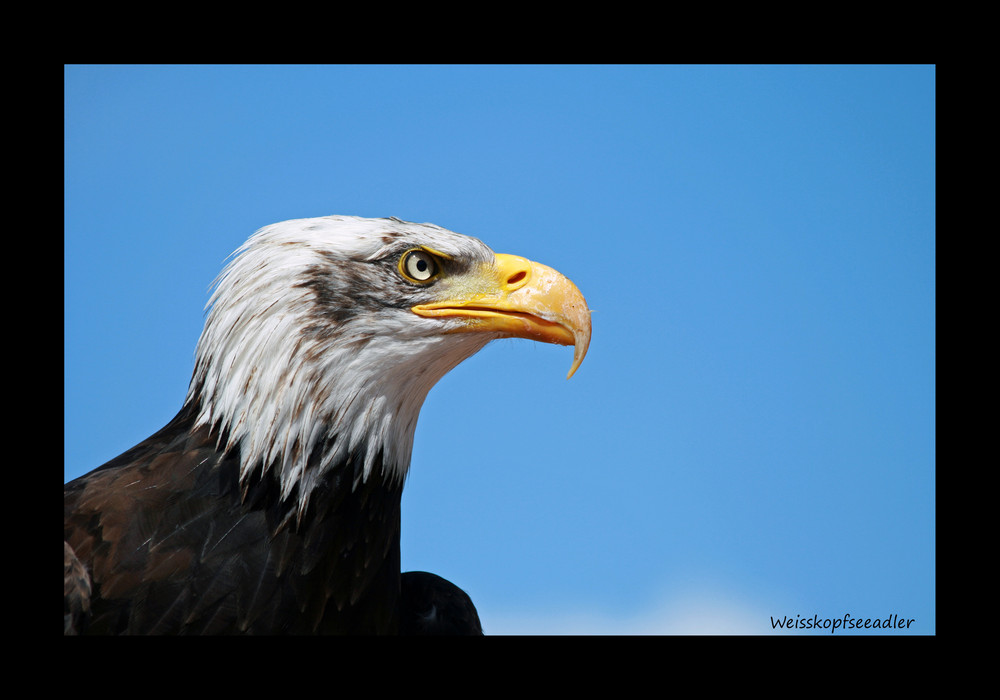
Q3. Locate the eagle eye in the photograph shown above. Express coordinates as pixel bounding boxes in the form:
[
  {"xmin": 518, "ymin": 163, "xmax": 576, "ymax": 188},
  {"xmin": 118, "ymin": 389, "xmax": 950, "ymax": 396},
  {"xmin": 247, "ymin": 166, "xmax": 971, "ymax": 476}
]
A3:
[{"xmin": 399, "ymin": 249, "xmax": 440, "ymax": 283}]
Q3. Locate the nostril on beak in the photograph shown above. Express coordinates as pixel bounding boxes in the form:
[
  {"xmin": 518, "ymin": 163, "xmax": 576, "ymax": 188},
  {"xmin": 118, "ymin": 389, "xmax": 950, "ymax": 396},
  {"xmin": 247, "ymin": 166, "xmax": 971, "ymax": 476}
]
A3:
[{"xmin": 507, "ymin": 270, "xmax": 527, "ymax": 286}]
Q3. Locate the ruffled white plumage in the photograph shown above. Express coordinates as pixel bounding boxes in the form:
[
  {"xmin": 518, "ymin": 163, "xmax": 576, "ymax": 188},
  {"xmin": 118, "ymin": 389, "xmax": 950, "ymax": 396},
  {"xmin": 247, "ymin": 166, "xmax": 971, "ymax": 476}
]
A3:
[{"xmin": 187, "ymin": 216, "xmax": 495, "ymax": 517}]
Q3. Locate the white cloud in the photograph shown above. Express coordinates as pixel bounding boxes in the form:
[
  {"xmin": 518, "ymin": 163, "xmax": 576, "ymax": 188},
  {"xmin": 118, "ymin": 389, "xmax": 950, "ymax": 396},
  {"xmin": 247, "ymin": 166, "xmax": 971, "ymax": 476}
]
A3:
[{"xmin": 481, "ymin": 590, "xmax": 773, "ymax": 635}]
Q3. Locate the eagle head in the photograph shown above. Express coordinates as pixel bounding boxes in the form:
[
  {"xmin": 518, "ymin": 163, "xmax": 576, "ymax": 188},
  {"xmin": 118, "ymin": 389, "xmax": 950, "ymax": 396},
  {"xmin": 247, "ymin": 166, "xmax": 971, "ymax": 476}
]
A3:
[{"xmin": 186, "ymin": 215, "xmax": 591, "ymax": 515}]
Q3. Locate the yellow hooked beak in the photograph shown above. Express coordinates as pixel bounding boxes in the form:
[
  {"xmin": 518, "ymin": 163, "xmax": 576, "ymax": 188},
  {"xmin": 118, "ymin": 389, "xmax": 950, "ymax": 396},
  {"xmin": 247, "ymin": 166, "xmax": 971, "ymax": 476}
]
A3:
[{"xmin": 411, "ymin": 253, "xmax": 591, "ymax": 378}]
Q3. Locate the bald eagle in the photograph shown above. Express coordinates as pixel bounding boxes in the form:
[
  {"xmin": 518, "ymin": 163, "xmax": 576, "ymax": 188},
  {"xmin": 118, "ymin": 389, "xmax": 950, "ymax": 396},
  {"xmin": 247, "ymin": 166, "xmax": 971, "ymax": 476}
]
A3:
[{"xmin": 64, "ymin": 215, "xmax": 590, "ymax": 635}]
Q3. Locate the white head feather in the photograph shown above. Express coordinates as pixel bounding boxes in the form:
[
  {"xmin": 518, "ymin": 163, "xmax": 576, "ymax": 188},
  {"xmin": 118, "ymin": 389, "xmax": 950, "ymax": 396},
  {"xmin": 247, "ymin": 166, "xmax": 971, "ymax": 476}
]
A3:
[{"xmin": 187, "ymin": 216, "xmax": 497, "ymax": 514}]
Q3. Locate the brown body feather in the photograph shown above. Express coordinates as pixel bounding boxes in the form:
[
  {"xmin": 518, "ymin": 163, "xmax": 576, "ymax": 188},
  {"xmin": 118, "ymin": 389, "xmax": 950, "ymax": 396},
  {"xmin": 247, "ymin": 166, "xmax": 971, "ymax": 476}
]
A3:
[{"xmin": 64, "ymin": 403, "xmax": 402, "ymax": 634}]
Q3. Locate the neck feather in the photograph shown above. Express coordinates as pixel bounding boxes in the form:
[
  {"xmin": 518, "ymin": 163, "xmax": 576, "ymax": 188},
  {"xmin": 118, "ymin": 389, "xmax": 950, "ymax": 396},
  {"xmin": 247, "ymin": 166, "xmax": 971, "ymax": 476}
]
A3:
[{"xmin": 184, "ymin": 221, "xmax": 490, "ymax": 518}]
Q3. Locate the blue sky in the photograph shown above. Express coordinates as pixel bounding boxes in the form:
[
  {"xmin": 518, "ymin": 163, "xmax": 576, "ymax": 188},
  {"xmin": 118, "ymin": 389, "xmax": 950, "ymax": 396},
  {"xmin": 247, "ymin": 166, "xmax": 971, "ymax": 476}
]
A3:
[{"xmin": 64, "ymin": 65, "xmax": 935, "ymax": 634}]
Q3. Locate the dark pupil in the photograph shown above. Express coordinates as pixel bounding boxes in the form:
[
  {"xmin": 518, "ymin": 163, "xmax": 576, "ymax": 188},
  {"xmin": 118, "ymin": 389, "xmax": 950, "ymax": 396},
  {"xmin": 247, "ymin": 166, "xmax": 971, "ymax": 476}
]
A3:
[{"xmin": 415, "ymin": 258, "xmax": 428, "ymax": 272}]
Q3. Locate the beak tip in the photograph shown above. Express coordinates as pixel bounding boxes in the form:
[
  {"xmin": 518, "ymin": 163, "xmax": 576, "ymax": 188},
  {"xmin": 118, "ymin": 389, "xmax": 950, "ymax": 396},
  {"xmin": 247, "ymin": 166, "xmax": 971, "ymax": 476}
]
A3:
[{"xmin": 565, "ymin": 326, "xmax": 591, "ymax": 380}]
